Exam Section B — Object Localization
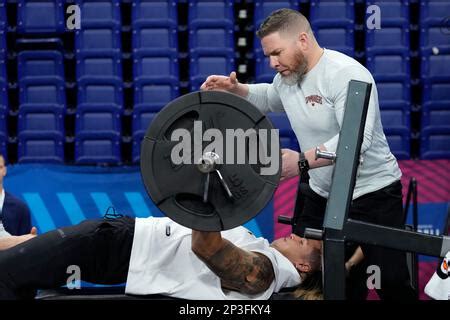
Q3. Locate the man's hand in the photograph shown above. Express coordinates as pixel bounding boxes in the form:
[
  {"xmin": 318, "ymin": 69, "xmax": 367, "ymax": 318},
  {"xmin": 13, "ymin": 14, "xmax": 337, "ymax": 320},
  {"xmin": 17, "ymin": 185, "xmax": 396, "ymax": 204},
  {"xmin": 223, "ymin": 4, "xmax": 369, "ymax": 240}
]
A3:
[
  {"xmin": 281, "ymin": 148, "xmax": 300, "ymax": 181},
  {"xmin": 16, "ymin": 227, "xmax": 38, "ymax": 245},
  {"xmin": 30, "ymin": 226, "xmax": 37, "ymax": 235},
  {"xmin": 200, "ymin": 72, "xmax": 239, "ymax": 93},
  {"xmin": 22, "ymin": 226, "xmax": 38, "ymax": 242},
  {"xmin": 0, "ymin": 228, "xmax": 37, "ymax": 251},
  {"xmin": 345, "ymin": 246, "xmax": 364, "ymax": 276}
]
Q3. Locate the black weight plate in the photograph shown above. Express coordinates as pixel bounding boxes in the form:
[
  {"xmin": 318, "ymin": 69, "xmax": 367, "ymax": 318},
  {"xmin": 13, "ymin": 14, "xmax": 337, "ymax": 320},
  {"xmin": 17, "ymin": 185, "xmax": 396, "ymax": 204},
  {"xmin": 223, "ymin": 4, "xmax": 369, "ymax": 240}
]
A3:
[{"xmin": 140, "ymin": 91, "xmax": 281, "ymax": 231}]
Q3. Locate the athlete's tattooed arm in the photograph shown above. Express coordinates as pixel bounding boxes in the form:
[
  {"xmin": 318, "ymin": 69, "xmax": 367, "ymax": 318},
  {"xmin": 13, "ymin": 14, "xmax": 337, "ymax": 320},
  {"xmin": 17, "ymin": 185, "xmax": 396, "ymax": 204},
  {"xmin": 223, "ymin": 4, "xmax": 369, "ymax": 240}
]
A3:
[{"xmin": 191, "ymin": 230, "xmax": 275, "ymax": 295}]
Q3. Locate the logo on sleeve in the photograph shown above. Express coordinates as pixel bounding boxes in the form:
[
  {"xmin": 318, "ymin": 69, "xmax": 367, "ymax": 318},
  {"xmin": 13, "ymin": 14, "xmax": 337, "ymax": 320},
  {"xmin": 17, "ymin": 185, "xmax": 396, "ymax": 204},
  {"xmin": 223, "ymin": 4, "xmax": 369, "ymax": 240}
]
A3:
[
  {"xmin": 305, "ymin": 95, "xmax": 323, "ymax": 107},
  {"xmin": 436, "ymin": 256, "xmax": 449, "ymax": 279}
]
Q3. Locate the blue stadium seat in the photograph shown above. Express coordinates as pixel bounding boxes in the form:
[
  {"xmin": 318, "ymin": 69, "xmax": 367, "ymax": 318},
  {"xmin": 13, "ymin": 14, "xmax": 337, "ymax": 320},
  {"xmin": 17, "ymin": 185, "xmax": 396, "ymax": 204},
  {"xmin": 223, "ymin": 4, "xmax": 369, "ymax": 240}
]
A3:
[
  {"xmin": 188, "ymin": 25, "xmax": 234, "ymax": 54},
  {"xmin": 188, "ymin": 2, "xmax": 236, "ymax": 93},
  {"xmin": 421, "ymin": 53, "xmax": 450, "ymax": 83},
  {"xmin": 252, "ymin": 33, "xmax": 265, "ymax": 57},
  {"xmin": 0, "ymin": 49, "xmax": 6, "ymax": 83},
  {"xmin": 17, "ymin": 50, "xmax": 65, "ymax": 80},
  {"xmin": 75, "ymin": 132, "xmax": 121, "ymax": 164},
  {"xmin": 18, "ymin": 105, "xmax": 65, "ymax": 135},
  {"xmin": 420, "ymin": 59, "xmax": 450, "ymax": 159},
  {"xmin": 366, "ymin": 27, "xmax": 410, "ymax": 55},
  {"xmin": 76, "ymin": 51, "xmax": 123, "ymax": 80},
  {"xmin": 254, "ymin": 1, "xmax": 299, "ymax": 30},
  {"xmin": 365, "ymin": 1, "xmax": 409, "ymax": 27},
  {"xmin": 18, "ymin": 132, "xmax": 64, "ymax": 163},
  {"xmin": 376, "ymin": 81, "xmax": 410, "ymax": 110},
  {"xmin": 0, "ymin": 124, "xmax": 5, "ymax": 142},
  {"xmin": 189, "ymin": 51, "xmax": 235, "ymax": 91},
  {"xmin": 420, "ymin": 1, "xmax": 450, "ymax": 27},
  {"xmin": 313, "ymin": 26, "xmax": 354, "ymax": 56},
  {"xmin": 419, "ymin": 1, "xmax": 450, "ymax": 54},
  {"xmin": 75, "ymin": 25, "xmax": 122, "ymax": 53},
  {"xmin": 422, "ymin": 81, "xmax": 450, "ymax": 105},
  {"xmin": 132, "ymin": 24, "xmax": 178, "ymax": 54},
  {"xmin": 384, "ymin": 128, "xmax": 410, "ymax": 160},
  {"xmin": 77, "ymin": 78, "xmax": 123, "ymax": 106},
  {"xmin": 133, "ymin": 51, "xmax": 179, "ymax": 82},
  {"xmin": 188, "ymin": 1, "xmax": 234, "ymax": 29},
  {"xmin": 19, "ymin": 77, "xmax": 66, "ymax": 106},
  {"xmin": 421, "ymin": 54, "xmax": 450, "ymax": 133},
  {"xmin": 75, "ymin": 0, "xmax": 121, "ymax": 27},
  {"xmin": 0, "ymin": 80, "xmax": 7, "ymax": 111},
  {"xmin": 132, "ymin": 132, "xmax": 146, "ymax": 164},
  {"xmin": 254, "ymin": 53, "xmax": 277, "ymax": 83},
  {"xmin": 134, "ymin": 78, "xmax": 179, "ymax": 108},
  {"xmin": 310, "ymin": 0, "xmax": 354, "ymax": 27},
  {"xmin": 0, "ymin": 2, "xmax": 6, "ymax": 30},
  {"xmin": 0, "ymin": 29, "xmax": 6, "ymax": 58},
  {"xmin": 310, "ymin": 1, "xmax": 354, "ymax": 56},
  {"xmin": 0, "ymin": 104, "xmax": 6, "ymax": 139},
  {"xmin": 17, "ymin": 0, "xmax": 65, "ymax": 34},
  {"xmin": 132, "ymin": 105, "xmax": 157, "ymax": 137},
  {"xmin": 75, "ymin": 104, "xmax": 122, "ymax": 135},
  {"xmin": 266, "ymin": 113, "xmax": 300, "ymax": 152},
  {"xmin": 421, "ymin": 127, "xmax": 450, "ymax": 159},
  {"xmin": 0, "ymin": 25, "xmax": 5, "ymax": 80},
  {"xmin": 0, "ymin": 131, "xmax": 6, "ymax": 160},
  {"xmin": 380, "ymin": 108, "xmax": 411, "ymax": 132},
  {"xmin": 366, "ymin": 52, "xmax": 411, "ymax": 81},
  {"xmin": 422, "ymin": 82, "xmax": 450, "ymax": 129},
  {"xmin": 132, "ymin": 0, "xmax": 177, "ymax": 26},
  {"xmin": 422, "ymin": 104, "xmax": 450, "ymax": 129},
  {"xmin": 420, "ymin": 26, "xmax": 450, "ymax": 54},
  {"xmin": 376, "ymin": 81, "xmax": 411, "ymax": 159},
  {"xmin": 132, "ymin": 106, "xmax": 157, "ymax": 162}
]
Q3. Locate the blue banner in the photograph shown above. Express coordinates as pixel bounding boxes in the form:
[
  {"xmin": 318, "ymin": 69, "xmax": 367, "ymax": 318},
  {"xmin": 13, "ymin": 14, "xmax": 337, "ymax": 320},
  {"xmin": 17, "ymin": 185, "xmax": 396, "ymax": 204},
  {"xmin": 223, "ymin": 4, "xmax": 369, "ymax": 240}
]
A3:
[
  {"xmin": 405, "ymin": 203, "xmax": 448, "ymax": 262},
  {"xmin": 5, "ymin": 164, "xmax": 274, "ymax": 241}
]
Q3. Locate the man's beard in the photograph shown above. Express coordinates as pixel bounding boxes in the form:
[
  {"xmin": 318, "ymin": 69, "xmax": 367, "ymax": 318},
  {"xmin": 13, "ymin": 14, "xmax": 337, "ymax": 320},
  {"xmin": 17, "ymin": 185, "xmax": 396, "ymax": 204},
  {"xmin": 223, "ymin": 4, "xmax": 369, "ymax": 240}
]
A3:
[{"xmin": 280, "ymin": 51, "xmax": 308, "ymax": 86}]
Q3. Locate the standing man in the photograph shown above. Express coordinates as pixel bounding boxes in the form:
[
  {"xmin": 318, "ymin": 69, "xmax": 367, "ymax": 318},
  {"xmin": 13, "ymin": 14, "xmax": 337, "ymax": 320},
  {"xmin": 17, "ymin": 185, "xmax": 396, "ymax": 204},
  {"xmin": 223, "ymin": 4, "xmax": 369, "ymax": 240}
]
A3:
[
  {"xmin": 0, "ymin": 154, "xmax": 33, "ymax": 237},
  {"xmin": 201, "ymin": 9, "xmax": 416, "ymax": 300}
]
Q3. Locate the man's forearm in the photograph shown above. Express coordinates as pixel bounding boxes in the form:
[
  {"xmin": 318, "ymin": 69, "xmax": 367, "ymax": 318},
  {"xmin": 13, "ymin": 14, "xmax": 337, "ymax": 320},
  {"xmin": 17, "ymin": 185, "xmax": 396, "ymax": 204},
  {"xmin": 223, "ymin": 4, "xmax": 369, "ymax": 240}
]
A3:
[
  {"xmin": 0, "ymin": 234, "xmax": 35, "ymax": 251},
  {"xmin": 191, "ymin": 230, "xmax": 224, "ymax": 258},
  {"xmin": 0, "ymin": 236, "xmax": 22, "ymax": 250},
  {"xmin": 304, "ymin": 144, "xmax": 334, "ymax": 169},
  {"xmin": 191, "ymin": 230, "xmax": 274, "ymax": 294},
  {"xmin": 191, "ymin": 230, "xmax": 247, "ymax": 286},
  {"xmin": 346, "ymin": 246, "xmax": 364, "ymax": 272}
]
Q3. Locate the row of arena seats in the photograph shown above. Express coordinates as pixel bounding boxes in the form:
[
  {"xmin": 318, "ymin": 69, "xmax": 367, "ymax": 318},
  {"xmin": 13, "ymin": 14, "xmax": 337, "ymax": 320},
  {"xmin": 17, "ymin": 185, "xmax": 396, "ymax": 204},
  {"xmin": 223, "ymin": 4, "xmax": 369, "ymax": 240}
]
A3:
[
  {"xmin": 9, "ymin": 0, "xmax": 446, "ymax": 59},
  {"xmin": 0, "ymin": 0, "xmax": 449, "ymax": 164}
]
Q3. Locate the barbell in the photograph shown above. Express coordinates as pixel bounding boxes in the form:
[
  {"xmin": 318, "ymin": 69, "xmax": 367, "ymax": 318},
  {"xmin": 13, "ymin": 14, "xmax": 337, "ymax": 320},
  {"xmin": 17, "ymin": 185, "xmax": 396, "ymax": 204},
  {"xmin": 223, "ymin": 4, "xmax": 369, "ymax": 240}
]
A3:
[{"xmin": 140, "ymin": 90, "xmax": 281, "ymax": 231}]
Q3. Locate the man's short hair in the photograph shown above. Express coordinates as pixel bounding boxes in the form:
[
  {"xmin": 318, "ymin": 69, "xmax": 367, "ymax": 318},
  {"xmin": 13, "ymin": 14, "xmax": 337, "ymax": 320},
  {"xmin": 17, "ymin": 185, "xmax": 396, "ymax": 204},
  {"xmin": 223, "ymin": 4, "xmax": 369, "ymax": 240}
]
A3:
[{"xmin": 256, "ymin": 8, "xmax": 312, "ymax": 39}]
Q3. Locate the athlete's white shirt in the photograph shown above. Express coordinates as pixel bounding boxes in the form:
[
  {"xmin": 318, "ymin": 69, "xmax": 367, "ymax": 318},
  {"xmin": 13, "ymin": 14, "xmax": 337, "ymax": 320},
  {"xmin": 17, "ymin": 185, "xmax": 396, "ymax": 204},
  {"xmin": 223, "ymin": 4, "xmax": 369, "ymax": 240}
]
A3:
[
  {"xmin": 125, "ymin": 217, "xmax": 301, "ymax": 300},
  {"xmin": 246, "ymin": 49, "xmax": 402, "ymax": 199}
]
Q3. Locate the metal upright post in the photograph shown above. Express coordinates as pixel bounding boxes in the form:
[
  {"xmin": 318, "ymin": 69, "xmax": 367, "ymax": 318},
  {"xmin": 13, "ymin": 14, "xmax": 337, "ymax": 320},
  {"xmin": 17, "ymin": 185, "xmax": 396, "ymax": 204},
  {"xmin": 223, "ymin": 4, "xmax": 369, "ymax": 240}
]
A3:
[
  {"xmin": 412, "ymin": 178, "xmax": 418, "ymax": 232},
  {"xmin": 321, "ymin": 80, "xmax": 372, "ymax": 300}
]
